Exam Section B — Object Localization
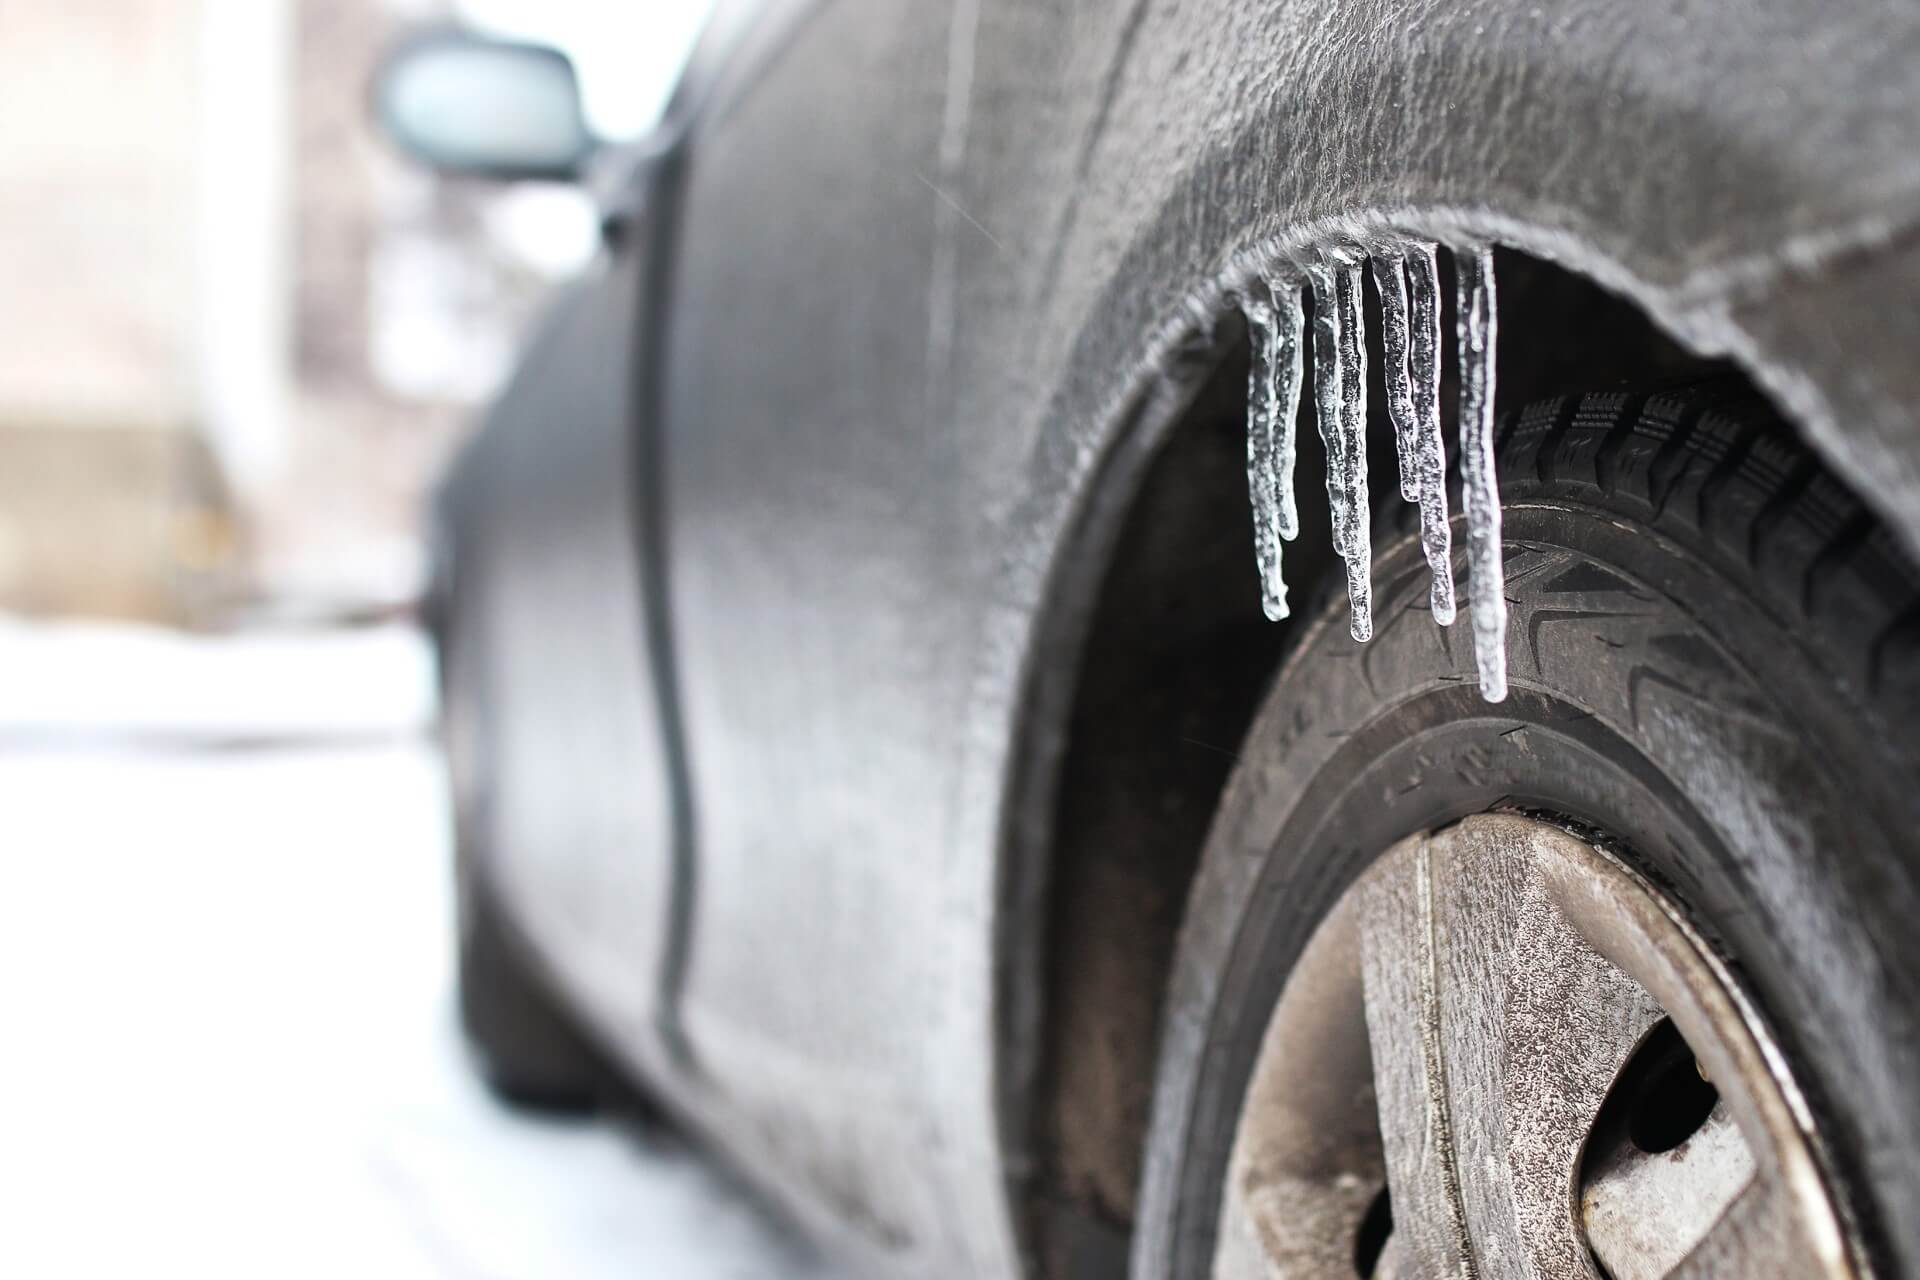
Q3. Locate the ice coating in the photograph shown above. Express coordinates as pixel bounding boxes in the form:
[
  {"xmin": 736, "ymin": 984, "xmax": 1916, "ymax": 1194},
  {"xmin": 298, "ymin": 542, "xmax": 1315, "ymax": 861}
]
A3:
[
  {"xmin": 1308, "ymin": 262, "xmax": 1373, "ymax": 643},
  {"xmin": 1372, "ymin": 245, "xmax": 1457, "ymax": 625},
  {"xmin": 1240, "ymin": 283, "xmax": 1289, "ymax": 620},
  {"xmin": 1455, "ymin": 243, "xmax": 1507, "ymax": 701}
]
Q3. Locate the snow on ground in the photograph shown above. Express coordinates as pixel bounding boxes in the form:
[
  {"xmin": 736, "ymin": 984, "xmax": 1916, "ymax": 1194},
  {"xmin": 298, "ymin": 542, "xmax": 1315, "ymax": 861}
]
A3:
[{"xmin": 0, "ymin": 619, "xmax": 830, "ymax": 1279}]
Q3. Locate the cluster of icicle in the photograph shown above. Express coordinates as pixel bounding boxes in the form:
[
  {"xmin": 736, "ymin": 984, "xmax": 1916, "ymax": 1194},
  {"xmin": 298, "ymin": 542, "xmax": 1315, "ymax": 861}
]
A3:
[{"xmin": 1240, "ymin": 241, "xmax": 1507, "ymax": 701}]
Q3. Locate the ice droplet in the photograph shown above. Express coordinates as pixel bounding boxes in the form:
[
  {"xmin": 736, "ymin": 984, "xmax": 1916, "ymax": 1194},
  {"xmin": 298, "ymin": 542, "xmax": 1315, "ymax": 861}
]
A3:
[
  {"xmin": 1372, "ymin": 245, "xmax": 1457, "ymax": 625},
  {"xmin": 1455, "ymin": 243, "xmax": 1507, "ymax": 701},
  {"xmin": 1308, "ymin": 261, "xmax": 1373, "ymax": 642},
  {"xmin": 1240, "ymin": 283, "xmax": 1290, "ymax": 620}
]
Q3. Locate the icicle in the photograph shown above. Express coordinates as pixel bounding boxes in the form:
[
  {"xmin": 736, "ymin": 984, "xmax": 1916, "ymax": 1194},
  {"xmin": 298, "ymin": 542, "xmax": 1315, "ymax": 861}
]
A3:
[
  {"xmin": 1307, "ymin": 266, "xmax": 1350, "ymax": 562},
  {"xmin": 1372, "ymin": 255, "xmax": 1424, "ymax": 505},
  {"xmin": 1372, "ymin": 245, "xmax": 1457, "ymax": 626},
  {"xmin": 1240, "ymin": 284, "xmax": 1290, "ymax": 620},
  {"xmin": 1333, "ymin": 261, "xmax": 1372, "ymax": 642},
  {"xmin": 1264, "ymin": 275, "xmax": 1305, "ymax": 545},
  {"xmin": 1455, "ymin": 243, "xmax": 1507, "ymax": 701},
  {"xmin": 1309, "ymin": 260, "xmax": 1373, "ymax": 643}
]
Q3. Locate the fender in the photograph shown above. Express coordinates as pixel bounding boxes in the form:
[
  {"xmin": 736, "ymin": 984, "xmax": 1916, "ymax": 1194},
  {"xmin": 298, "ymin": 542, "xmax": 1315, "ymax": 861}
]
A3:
[
  {"xmin": 649, "ymin": 1, "xmax": 1920, "ymax": 1275},
  {"xmin": 959, "ymin": 0, "xmax": 1920, "ymax": 1273}
]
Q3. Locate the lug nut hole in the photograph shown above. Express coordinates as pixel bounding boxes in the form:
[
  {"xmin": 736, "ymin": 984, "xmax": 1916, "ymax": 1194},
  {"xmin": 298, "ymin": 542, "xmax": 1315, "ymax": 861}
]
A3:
[
  {"xmin": 1619, "ymin": 1018, "xmax": 1720, "ymax": 1154},
  {"xmin": 1353, "ymin": 1184, "xmax": 1392, "ymax": 1277}
]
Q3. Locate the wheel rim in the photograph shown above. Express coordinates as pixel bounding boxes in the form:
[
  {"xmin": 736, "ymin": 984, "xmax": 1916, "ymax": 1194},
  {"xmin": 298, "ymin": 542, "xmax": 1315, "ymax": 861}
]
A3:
[{"xmin": 1213, "ymin": 813, "xmax": 1858, "ymax": 1279}]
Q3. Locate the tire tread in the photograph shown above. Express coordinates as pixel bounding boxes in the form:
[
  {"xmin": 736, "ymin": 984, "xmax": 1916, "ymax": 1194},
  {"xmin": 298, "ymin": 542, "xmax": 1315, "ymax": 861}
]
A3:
[{"xmin": 1501, "ymin": 380, "xmax": 1920, "ymax": 742}]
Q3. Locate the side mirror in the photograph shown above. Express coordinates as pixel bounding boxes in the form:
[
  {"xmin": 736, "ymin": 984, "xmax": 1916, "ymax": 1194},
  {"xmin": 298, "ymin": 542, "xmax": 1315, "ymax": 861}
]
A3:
[{"xmin": 373, "ymin": 30, "xmax": 593, "ymax": 182}]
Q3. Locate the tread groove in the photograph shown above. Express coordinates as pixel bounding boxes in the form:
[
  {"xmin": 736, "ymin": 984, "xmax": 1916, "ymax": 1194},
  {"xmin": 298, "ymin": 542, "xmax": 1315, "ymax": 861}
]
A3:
[
  {"xmin": 1870, "ymin": 606, "xmax": 1920, "ymax": 695},
  {"xmin": 1594, "ymin": 392, "xmax": 1652, "ymax": 497},
  {"xmin": 1801, "ymin": 511, "xmax": 1875, "ymax": 615},
  {"xmin": 1647, "ymin": 401, "xmax": 1711, "ymax": 516},
  {"xmin": 1537, "ymin": 395, "xmax": 1583, "ymax": 487},
  {"xmin": 1694, "ymin": 420, "xmax": 1765, "ymax": 530},
  {"xmin": 1747, "ymin": 458, "xmax": 1819, "ymax": 566}
]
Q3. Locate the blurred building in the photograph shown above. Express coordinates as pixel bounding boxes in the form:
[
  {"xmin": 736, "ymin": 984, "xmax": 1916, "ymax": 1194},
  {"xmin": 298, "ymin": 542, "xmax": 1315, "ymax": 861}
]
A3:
[
  {"xmin": 0, "ymin": 0, "xmax": 567, "ymax": 626},
  {"xmin": 0, "ymin": 0, "xmax": 221, "ymax": 621}
]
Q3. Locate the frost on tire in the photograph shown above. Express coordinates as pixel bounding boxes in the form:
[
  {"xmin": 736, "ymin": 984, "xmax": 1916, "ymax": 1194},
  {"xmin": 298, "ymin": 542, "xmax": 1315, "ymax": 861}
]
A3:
[{"xmin": 1240, "ymin": 240, "xmax": 1506, "ymax": 701}]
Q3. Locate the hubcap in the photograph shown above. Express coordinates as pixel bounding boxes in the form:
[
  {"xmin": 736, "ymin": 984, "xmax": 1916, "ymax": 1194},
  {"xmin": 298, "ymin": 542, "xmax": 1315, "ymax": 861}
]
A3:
[{"xmin": 1213, "ymin": 814, "xmax": 1857, "ymax": 1279}]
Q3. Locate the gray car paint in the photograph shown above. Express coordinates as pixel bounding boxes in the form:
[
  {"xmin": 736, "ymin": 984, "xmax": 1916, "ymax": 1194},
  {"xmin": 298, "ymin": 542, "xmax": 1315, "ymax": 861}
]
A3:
[{"xmin": 444, "ymin": 0, "xmax": 1920, "ymax": 1274}]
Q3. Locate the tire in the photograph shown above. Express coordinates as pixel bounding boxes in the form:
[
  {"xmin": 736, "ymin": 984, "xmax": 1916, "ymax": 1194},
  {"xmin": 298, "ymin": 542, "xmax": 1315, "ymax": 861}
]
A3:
[
  {"xmin": 1133, "ymin": 383, "xmax": 1920, "ymax": 1277},
  {"xmin": 452, "ymin": 853, "xmax": 615, "ymax": 1111},
  {"xmin": 436, "ymin": 539, "xmax": 616, "ymax": 1112}
]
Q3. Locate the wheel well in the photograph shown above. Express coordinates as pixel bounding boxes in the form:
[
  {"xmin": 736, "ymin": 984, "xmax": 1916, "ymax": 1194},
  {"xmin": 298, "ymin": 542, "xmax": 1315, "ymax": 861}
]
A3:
[{"xmin": 1023, "ymin": 248, "xmax": 1752, "ymax": 1271}]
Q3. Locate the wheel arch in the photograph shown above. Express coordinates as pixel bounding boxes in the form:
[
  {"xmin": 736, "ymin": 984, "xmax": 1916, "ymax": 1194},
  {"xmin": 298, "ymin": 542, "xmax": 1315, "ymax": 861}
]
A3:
[
  {"xmin": 984, "ymin": 9, "xmax": 1920, "ymax": 1259},
  {"xmin": 992, "ymin": 241, "xmax": 1781, "ymax": 1273}
]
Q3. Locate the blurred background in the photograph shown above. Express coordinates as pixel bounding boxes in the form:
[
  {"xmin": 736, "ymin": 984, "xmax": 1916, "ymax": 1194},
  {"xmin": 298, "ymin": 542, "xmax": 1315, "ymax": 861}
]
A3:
[
  {"xmin": 0, "ymin": 1, "xmax": 825, "ymax": 1274},
  {"xmin": 1, "ymin": 0, "xmax": 705, "ymax": 619}
]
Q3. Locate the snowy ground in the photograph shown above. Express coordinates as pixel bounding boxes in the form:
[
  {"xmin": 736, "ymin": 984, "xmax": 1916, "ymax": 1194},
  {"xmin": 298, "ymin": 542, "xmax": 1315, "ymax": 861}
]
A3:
[{"xmin": 0, "ymin": 619, "xmax": 829, "ymax": 1279}]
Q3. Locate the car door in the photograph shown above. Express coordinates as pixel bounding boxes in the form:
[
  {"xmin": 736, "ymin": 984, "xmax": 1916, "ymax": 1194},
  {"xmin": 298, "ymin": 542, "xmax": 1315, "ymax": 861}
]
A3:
[{"xmin": 439, "ymin": 224, "xmax": 686, "ymax": 1078}]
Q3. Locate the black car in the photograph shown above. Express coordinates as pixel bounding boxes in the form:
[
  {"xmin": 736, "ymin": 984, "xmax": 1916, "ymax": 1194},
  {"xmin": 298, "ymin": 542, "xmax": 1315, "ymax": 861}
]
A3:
[{"xmin": 376, "ymin": 2, "xmax": 1920, "ymax": 1275}]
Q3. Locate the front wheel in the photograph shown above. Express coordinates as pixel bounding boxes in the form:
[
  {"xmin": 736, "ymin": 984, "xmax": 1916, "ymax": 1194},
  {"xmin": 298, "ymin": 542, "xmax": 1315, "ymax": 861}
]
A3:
[{"xmin": 1135, "ymin": 385, "xmax": 1920, "ymax": 1278}]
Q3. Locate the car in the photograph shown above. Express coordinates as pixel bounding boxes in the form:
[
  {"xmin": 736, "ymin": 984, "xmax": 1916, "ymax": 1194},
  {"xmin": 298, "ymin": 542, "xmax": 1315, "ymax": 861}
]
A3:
[{"xmin": 374, "ymin": 2, "xmax": 1920, "ymax": 1276}]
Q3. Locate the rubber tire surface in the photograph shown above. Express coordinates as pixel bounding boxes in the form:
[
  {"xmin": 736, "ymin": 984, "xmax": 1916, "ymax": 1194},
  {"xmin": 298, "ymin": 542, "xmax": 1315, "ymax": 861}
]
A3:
[
  {"xmin": 1133, "ymin": 383, "xmax": 1920, "ymax": 1278},
  {"xmin": 453, "ymin": 854, "xmax": 615, "ymax": 1111}
]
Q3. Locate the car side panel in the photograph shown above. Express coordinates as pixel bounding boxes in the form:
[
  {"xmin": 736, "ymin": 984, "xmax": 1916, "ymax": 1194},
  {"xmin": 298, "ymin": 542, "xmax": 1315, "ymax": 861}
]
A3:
[
  {"xmin": 657, "ymin": 3, "xmax": 1005, "ymax": 1267},
  {"xmin": 441, "ymin": 246, "xmax": 681, "ymax": 1078},
  {"xmin": 650, "ymin": 0, "xmax": 1920, "ymax": 1274}
]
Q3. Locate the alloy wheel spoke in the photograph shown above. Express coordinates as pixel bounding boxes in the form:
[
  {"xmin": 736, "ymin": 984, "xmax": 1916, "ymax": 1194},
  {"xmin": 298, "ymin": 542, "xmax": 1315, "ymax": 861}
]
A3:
[
  {"xmin": 1354, "ymin": 819, "xmax": 1666, "ymax": 1279},
  {"xmin": 1213, "ymin": 893, "xmax": 1385, "ymax": 1279}
]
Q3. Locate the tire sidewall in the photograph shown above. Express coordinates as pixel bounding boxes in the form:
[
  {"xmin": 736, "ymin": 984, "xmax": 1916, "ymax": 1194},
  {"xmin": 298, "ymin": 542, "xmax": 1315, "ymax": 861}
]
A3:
[{"xmin": 1133, "ymin": 496, "xmax": 1919, "ymax": 1277}]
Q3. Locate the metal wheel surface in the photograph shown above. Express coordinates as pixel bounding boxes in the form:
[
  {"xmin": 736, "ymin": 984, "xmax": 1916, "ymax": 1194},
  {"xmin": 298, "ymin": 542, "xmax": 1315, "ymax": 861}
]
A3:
[{"xmin": 1212, "ymin": 814, "xmax": 1854, "ymax": 1280}]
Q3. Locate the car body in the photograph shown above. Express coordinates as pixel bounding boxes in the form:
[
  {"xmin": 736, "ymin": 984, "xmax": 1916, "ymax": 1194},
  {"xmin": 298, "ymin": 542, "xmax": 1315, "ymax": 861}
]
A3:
[{"xmin": 409, "ymin": 1, "xmax": 1920, "ymax": 1276}]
